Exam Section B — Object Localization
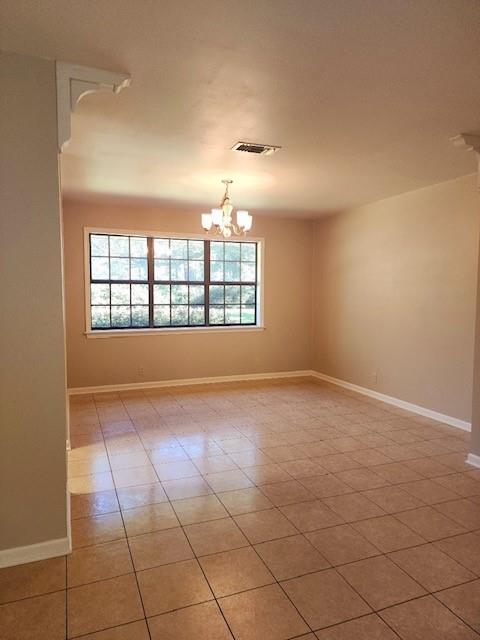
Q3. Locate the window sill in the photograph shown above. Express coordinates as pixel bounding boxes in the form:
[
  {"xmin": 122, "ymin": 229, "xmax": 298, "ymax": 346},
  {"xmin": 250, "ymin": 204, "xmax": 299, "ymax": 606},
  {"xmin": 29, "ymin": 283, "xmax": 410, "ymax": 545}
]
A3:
[{"xmin": 84, "ymin": 326, "xmax": 266, "ymax": 339}]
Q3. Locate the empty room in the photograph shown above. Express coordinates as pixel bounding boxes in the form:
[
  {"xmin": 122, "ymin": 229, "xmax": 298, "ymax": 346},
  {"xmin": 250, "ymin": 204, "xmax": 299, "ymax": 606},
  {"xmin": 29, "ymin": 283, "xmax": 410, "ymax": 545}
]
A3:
[{"xmin": 2, "ymin": 1, "xmax": 480, "ymax": 639}]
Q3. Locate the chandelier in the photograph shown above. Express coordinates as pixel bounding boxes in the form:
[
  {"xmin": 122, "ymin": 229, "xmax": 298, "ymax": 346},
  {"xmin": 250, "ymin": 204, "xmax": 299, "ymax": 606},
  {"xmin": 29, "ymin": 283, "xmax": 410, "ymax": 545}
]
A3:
[{"xmin": 201, "ymin": 179, "xmax": 253, "ymax": 238}]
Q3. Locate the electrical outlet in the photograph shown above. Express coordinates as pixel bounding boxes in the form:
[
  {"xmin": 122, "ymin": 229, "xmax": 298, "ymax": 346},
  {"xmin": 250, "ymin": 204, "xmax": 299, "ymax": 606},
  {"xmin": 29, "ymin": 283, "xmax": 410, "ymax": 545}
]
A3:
[
  {"xmin": 371, "ymin": 371, "xmax": 378, "ymax": 384},
  {"xmin": 137, "ymin": 366, "xmax": 145, "ymax": 378}
]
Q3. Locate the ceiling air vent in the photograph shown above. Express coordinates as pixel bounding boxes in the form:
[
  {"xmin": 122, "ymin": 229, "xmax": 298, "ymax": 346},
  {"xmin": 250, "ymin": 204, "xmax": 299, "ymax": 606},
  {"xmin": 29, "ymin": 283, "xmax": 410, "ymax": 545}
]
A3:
[{"xmin": 231, "ymin": 141, "xmax": 281, "ymax": 156}]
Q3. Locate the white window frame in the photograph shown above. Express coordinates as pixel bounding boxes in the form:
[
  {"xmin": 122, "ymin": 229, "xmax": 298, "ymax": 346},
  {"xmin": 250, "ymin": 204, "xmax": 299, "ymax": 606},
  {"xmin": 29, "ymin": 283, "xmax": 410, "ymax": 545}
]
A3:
[{"xmin": 83, "ymin": 227, "xmax": 265, "ymax": 338}]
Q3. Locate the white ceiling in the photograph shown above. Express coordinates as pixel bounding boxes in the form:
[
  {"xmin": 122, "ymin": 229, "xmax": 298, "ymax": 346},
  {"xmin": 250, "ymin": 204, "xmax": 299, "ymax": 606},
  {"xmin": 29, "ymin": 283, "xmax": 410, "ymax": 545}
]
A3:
[{"xmin": 2, "ymin": 0, "xmax": 480, "ymax": 215}]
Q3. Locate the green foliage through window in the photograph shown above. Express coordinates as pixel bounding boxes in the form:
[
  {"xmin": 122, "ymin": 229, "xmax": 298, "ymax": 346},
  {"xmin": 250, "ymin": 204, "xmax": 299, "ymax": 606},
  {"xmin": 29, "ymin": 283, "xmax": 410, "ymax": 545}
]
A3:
[{"xmin": 89, "ymin": 234, "xmax": 258, "ymax": 330}]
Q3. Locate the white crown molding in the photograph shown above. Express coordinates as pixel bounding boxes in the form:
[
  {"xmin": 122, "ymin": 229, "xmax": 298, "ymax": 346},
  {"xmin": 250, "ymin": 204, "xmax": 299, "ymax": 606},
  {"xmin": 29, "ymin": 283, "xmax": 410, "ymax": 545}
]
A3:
[
  {"xmin": 56, "ymin": 62, "xmax": 131, "ymax": 153},
  {"xmin": 451, "ymin": 133, "xmax": 480, "ymax": 153},
  {"xmin": 451, "ymin": 133, "xmax": 480, "ymax": 190}
]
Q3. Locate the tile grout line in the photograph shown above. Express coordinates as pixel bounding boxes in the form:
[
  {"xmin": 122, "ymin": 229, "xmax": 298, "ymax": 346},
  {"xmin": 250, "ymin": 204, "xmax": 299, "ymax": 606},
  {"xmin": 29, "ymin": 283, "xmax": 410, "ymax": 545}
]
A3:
[
  {"xmin": 65, "ymin": 552, "xmax": 68, "ymax": 640},
  {"xmin": 385, "ymin": 548, "xmax": 480, "ymax": 637},
  {"xmin": 6, "ymin": 525, "xmax": 480, "ymax": 608},
  {"xmin": 68, "ymin": 474, "xmax": 478, "ymax": 546},
  {"xmin": 63, "ymin": 382, "xmax": 479, "ymax": 639},
  {"xmin": 70, "ymin": 619, "xmax": 151, "ymax": 640},
  {"xmin": 143, "ymin": 410, "xmax": 478, "ymax": 637},
  {"xmin": 135, "ymin": 389, "xmax": 240, "ymax": 640},
  {"xmin": 94, "ymin": 393, "xmax": 153, "ymax": 640},
  {"xmin": 114, "ymin": 390, "xmax": 456, "ymax": 639},
  {"xmin": 128, "ymin": 388, "xmax": 318, "ymax": 637},
  {"xmin": 71, "ymin": 423, "xmax": 471, "ymax": 487},
  {"xmin": 68, "ymin": 467, "xmax": 478, "ymax": 549},
  {"xmin": 429, "ymin": 588, "xmax": 480, "ymax": 637}
]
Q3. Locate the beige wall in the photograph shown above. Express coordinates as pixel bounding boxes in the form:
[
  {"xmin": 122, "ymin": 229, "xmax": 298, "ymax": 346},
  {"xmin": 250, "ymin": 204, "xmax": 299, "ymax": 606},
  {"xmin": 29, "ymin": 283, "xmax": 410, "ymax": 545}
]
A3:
[
  {"xmin": 65, "ymin": 176, "xmax": 479, "ymax": 428},
  {"xmin": 471, "ymin": 227, "xmax": 480, "ymax": 456},
  {"xmin": 312, "ymin": 174, "xmax": 479, "ymax": 422},
  {"xmin": 0, "ymin": 52, "xmax": 68, "ymax": 552},
  {"xmin": 62, "ymin": 199, "xmax": 313, "ymax": 388},
  {"xmin": 1, "ymin": 52, "xmax": 477, "ymax": 565}
]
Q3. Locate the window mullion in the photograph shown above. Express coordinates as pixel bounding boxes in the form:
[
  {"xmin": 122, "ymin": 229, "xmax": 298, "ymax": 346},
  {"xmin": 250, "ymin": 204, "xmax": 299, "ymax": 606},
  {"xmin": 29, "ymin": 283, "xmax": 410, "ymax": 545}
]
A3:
[
  {"xmin": 255, "ymin": 241, "xmax": 258, "ymax": 325},
  {"xmin": 205, "ymin": 240, "xmax": 210, "ymax": 327},
  {"xmin": 89, "ymin": 233, "xmax": 258, "ymax": 331},
  {"xmin": 147, "ymin": 236, "xmax": 154, "ymax": 328}
]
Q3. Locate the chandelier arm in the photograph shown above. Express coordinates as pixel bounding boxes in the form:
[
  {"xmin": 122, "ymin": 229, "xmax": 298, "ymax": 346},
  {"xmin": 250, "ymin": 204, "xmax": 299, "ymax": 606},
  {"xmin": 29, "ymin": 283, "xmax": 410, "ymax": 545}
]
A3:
[{"xmin": 202, "ymin": 179, "xmax": 251, "ymax": 238}]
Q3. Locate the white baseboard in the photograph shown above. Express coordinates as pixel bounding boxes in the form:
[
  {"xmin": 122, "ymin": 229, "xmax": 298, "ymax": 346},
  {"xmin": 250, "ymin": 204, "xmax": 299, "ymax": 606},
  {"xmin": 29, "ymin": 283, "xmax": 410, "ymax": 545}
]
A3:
[
  {"xmin": 310, "ymin": 371, "xmax": 471, "ymax": 432},
  {"xmin": 66, "ymin": 487, "xmax": 71, "ymax": 558},
  {"xmin": 467, "ymin": 453, "xmax": 480, "ymax": 468},
  {"xmin": 0, "ymin": 536, "xmax": 71, "ymax": 569},
  {"xmin": 68, "ymin": 369, "xmax": 313, "ymax": 395},
  {"xmin": 67, "ymin": 367, "xmax": 471, "ymax": 432},
  {"xmin": 0, "ymin": 488, "xmax": 72, "ymax": 568}
]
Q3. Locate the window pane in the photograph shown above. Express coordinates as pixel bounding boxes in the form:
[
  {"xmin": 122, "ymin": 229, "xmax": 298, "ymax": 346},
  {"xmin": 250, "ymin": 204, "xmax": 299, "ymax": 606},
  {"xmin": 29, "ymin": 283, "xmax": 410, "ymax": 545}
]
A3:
[
  {"xmin": 189, "ymin": 285, "xmax": 204, "ymax": 304},
  {"xmin": 154, "ymin": 238, "xmax": 170, "ymax": 258},
  {"xmin": 171, "ymin": 239, "xmax": 188, "ymax": 259},
  {"xmin": 110, "ymin": 257, "xmax": 129, "ymax": 280},
  {"xmin": 111, "ymin": 283, "xmax": 130, "ymax": 305},
  {"xmin": 225, "ymin": 285, "xmax": 241, "ymax": 304},
  {"xmin": 225, "ymin": 305, "xmax": 241, "ymax": 324},
  {"xmin": 241, "ymin": 262, "xmax": 256, "ymax": 282},
  {"xmin": 224, "ymin": 261, "xmax": 240, "ymax": 282},
  {"xmin": 188, "ymin": 260, "xmax": 204, "ymax": 281},
  {"xmin": 241, "ymin": 285, "xmax": 255, "ymax": 304},
  {"xmin": 171, "ymin": 305, "xmax": 188, "ymax": 325},
  {"xmin": 188, "ymin": 240, "xmax": 204, "ymax": 259},
  {"xmin": 241, "ymin": 243, "xmax": 256, "ymax": 261},
  {"xmin": 154, "ymin": 284, "xmax": 170, "ymax": 304},
  {"xmin": 90, "ymin": 234, "xmax": 257, "ymax": 331},
  {"xmin": 109, "ymin": 236, "xmax": 129, "ymax": 257},
  {"xmin": 171, "ymin": 260, "xmax": 187, "ymax": 281},
  {"xmin": 91, "ymin": 235, "xmax": 109, "ymax": 256},
  {"xmin": 241, "ymin": 305, "xmax": 256, "ymax": 324},
  {"xmin": 225, "ymin": 242, "xmax": 240, "ymax": 261},
  {"xmin": 132, "ymin": 305, "xmax": 149, "ymax": 327},
  {"xmin": 154, "ymin": 259, "xmax": 170, "ymax": 280},
  {"xmin": 211, "ymin": 242, "xmax": 224, "ymax": 260},
  {"xmin": 130, "ymin": 236, "xmax": 147, "ymax": 257},
  {"xmin": 154, "ymin": 305, "xmax": 170, "ymax": 326},
  {"xmin": 131, "ymin": 284, "xmax": 149, "ymax": 304},
  {"xmin": 91, "ymin": 283, "xmax": 109, "ymax": 305},
  {"xmin": 189, "ymin": 306, "xmax": 205, "ymax": 325},
  {"xmin": 111, "ymin": 305, "xmax": 130, "ymax": 327},
  {"xmin": 210, "ymin": 261, "xmax": 224, "ymax": 281},
  {"xmin": 171, "ymin": 284, "xmax": 188, "ymax": 304},
  {"xmin": 91, "ymin": 306, "xmax": 110, "ymax": 328},
  {"xmin": 209, "ymin": 306, "xmax": 224, "ymax": 324},
  {"xmin": 130, "ymin": 258, "xmax": 148, "ymax": 280},
  {"xmin": 91, "ymin": 257, "xmax": 109, "ymax": 280},
  {"xmin": 209, "ymin": 285, "xmax": 224, "ymax": 304}
]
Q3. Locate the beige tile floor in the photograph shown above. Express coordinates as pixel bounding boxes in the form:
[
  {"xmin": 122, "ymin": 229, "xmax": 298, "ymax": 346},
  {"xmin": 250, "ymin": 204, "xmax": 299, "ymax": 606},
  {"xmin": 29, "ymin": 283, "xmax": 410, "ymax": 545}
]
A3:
[{"xmin": 1, "ymin": 377, "xmax": 480, "ymax": 639}]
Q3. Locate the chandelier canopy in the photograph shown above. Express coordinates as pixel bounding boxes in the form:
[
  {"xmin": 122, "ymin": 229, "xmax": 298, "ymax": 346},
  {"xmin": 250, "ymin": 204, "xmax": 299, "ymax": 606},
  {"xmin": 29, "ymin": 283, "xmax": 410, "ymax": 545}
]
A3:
[{"xmin": 201, "ymin": 180, "xmax": 253, "ymax": 238}]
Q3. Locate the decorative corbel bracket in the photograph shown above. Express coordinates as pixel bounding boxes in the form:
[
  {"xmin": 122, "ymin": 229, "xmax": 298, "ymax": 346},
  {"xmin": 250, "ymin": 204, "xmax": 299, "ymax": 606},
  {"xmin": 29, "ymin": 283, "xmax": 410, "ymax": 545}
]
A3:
[
  {"xmin": 56, "ymin": 62, "xmax": 131, "ymax": 153},
  {"xmin": 451, "ymin": 133, "xmax": 480, "ymax": 190}
]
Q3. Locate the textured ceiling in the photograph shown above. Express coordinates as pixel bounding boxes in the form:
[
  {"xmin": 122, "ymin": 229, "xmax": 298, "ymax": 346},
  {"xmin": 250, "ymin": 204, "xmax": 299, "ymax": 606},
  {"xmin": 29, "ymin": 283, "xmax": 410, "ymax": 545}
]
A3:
[{"xmin": 2, "ymin": 0, "xmax": 480, "ymax": 214}]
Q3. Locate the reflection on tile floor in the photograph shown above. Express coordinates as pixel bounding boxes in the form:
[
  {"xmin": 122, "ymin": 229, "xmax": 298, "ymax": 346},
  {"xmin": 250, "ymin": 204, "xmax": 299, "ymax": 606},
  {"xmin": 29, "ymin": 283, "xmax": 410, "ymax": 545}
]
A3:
[{"xmin": 1, "ymin": 377, "xmax": 480, "ymax": 639}]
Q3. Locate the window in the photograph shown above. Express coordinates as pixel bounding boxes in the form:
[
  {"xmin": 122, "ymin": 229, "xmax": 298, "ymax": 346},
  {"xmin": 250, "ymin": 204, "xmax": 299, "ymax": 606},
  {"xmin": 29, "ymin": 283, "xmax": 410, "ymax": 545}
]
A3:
[{"xmin": 87, "ymin": 232, "xmax": 260, "ymax": 331}]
